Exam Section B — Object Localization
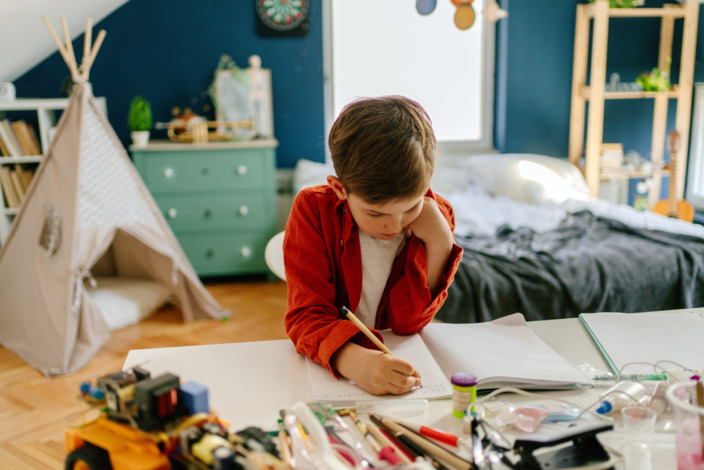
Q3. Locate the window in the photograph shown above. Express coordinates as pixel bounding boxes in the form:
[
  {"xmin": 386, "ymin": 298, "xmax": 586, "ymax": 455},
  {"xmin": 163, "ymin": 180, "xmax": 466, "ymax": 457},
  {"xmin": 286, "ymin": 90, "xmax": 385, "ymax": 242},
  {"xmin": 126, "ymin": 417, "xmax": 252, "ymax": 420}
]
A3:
[
  {"xmin": 686, "ymin": 84, "xmax": 704, "ymax": 211},
  {"xmin": 323, "ymin": 0, "xmax": 495, "ymax": 157}
]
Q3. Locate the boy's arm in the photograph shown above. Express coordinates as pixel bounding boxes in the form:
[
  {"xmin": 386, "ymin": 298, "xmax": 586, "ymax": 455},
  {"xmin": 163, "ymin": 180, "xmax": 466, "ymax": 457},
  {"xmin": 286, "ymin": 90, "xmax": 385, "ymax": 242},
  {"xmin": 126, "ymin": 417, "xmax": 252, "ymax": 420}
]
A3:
[
  {"xmin": 407, "ymin": 197, "xmax": 454, "ymax": 295},
  {"xmin": 380, "ymin": 192, "xmax": 463, "ymax": 334},
  {"xmin": 284, "ymin": 188, "xmax": 395, "ymax": 377}
]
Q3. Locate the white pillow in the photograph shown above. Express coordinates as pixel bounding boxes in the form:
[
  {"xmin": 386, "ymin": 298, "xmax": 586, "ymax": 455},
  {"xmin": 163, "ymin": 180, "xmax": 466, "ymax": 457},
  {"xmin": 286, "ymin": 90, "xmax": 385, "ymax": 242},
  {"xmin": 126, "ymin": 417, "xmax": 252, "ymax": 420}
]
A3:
[
  {"xmin": 88, "ymin": 277, "xmax": 173, "ymax": 330},
  {"xmin": 457, "ymin": 154, "xmax": 591, "ymax": 203},
  {"xmin": 292, "ymin": 158, "xmax": 335, "ymax": 194}
]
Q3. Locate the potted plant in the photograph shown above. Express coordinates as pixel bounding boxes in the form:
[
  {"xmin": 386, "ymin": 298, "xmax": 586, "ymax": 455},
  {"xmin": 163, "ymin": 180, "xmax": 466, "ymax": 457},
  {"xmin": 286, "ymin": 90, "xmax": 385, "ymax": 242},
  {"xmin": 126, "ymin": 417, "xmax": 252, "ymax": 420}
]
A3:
[{"xmin": 127, "ymin": 96, "xmax": 153, "ymax": 147}]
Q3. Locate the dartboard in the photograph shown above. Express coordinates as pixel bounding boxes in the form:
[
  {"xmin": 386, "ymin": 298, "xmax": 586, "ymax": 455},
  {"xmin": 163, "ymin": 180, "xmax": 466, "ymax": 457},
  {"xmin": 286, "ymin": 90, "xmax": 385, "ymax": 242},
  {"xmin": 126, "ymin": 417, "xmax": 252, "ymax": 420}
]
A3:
[{"xmin": 256, "ymin": 0, "xmax": 310, "ymax": 36}]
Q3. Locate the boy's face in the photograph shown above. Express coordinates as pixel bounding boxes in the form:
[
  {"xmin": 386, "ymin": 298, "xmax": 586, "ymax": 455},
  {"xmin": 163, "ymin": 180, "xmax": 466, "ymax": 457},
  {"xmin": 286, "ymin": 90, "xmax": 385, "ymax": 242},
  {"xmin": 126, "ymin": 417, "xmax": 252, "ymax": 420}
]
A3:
[{"xmin": 328, "ymin": 176, "xmax": 425, "ymax": 241}]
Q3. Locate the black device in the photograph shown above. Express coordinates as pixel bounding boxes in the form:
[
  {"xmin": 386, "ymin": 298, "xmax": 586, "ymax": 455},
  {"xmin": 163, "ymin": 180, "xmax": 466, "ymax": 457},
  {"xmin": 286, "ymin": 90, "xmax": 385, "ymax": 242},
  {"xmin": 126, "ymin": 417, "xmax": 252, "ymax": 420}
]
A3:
[
  {"xmin": 135, "ymin": 373, "xmax": 185, "ymax": 430},
  {"xmin": 512, "ymin": 420, "xmax": 614, "ymax": 469}
]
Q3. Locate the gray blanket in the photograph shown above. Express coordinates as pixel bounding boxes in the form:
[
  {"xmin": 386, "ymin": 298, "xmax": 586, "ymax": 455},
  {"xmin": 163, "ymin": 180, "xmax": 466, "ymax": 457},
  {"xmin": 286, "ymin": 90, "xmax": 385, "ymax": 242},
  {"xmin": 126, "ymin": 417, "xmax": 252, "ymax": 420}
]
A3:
[{"xmin": 437, "ymin": 210, "xmax": 704, "ymax": 323}]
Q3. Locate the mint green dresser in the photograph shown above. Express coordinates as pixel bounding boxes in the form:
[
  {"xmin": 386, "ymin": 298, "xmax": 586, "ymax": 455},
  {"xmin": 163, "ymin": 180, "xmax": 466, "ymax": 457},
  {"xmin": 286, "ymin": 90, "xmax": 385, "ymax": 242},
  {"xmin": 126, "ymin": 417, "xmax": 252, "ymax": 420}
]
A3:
[{"xmin": 131, "ymin": 139, "xmax": 278, "ymax": 277}]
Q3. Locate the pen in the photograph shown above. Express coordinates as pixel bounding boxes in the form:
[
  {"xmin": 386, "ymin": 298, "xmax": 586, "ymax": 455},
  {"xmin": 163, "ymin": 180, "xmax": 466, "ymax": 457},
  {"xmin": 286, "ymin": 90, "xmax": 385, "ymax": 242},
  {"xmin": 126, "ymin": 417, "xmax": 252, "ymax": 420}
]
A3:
[
  {"xmin": 377, "ymin": 414, "xmax": 460, "ymax": 447},
  {"xmin": 342, "ymin": 306, "xmax": 394, "ymax": 355},
  {"xmin": 593, "ymin": 373, "xmax": 667, "ymax": 382}
]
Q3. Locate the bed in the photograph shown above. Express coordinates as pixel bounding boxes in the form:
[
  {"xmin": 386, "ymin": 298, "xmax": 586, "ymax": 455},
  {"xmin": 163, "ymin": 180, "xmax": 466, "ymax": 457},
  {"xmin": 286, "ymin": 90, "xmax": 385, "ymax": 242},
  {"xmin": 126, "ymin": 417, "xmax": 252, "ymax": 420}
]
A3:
[{"xmin": 291, "ymin": 154, "xmax": 704, "ymax": 323}]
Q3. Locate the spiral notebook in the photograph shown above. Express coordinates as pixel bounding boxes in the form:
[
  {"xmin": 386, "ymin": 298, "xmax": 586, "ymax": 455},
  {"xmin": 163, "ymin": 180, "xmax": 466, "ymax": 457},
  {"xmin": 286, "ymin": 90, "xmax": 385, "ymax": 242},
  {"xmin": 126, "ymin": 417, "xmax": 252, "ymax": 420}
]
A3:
[{"xmin": 306, "ymin": 313, "xmax": 591, "ymax": 405}]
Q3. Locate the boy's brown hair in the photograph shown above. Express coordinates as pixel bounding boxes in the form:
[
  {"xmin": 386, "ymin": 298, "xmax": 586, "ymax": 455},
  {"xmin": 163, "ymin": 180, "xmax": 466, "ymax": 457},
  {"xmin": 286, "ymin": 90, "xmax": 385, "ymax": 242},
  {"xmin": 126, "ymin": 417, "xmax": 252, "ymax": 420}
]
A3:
[{"xmin": 328, "ymin": 95, "xmax": 437, "ymax": 203}]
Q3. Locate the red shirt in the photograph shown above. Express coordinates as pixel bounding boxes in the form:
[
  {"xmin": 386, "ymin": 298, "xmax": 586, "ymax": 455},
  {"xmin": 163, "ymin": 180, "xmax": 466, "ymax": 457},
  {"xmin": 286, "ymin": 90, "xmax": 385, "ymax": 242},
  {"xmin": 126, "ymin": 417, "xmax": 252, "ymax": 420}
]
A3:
[{"xmin": 284, "ymin": 184, "xmax": 463, "ymax": 376}]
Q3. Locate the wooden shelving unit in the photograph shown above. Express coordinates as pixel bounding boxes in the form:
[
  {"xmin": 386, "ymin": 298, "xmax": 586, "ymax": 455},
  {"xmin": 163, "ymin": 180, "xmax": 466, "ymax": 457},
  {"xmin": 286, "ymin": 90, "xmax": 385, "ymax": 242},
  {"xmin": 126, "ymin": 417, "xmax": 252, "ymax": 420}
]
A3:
[{"xmin": 568, "ymin": 0, "xmax": 700, "ymax": 205}]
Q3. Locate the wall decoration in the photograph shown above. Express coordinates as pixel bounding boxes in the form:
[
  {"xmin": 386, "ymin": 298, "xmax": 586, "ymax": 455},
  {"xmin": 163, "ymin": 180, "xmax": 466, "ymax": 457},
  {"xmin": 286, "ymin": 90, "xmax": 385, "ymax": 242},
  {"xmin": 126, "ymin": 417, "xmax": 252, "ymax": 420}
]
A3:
[
  {"xmin": 418, "ymin": 0, "xmax": 507, "ymax": 31},
  {"xmin": 256, "ymin": 0, "xmax": 310, "ymax": 37}
]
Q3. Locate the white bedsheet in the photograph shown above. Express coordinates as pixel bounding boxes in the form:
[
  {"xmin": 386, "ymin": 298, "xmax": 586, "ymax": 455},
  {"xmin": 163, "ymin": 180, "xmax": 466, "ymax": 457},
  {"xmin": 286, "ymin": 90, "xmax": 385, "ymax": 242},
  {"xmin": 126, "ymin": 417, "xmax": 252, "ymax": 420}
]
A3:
[{"xmin": 437, "ymin": 181, "xmax": 704, "ymax": 239}]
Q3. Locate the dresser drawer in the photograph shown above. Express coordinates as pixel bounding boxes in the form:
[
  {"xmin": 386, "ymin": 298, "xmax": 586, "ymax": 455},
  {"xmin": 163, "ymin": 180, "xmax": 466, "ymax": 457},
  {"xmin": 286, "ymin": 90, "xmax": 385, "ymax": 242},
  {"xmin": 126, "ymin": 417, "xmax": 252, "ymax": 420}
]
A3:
[
  {"xmin": 178, "ymin": 233, "xmax": 269, "ymax": 276},
  {"xmin": 140, "ymin": 149, "xmax": 272, "ymax": 193},
  {"xmin": 156, "ymin": 193, "xmax": 270, "ymax": 232}
]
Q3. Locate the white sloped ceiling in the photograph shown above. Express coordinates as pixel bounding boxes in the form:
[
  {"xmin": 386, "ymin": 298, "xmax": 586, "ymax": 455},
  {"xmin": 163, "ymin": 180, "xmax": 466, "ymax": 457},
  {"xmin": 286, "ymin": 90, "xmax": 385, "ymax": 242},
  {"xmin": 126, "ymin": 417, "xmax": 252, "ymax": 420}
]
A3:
[{"xmin": 0, "ymin": 0, "xmax": 128, "ymax": 83}]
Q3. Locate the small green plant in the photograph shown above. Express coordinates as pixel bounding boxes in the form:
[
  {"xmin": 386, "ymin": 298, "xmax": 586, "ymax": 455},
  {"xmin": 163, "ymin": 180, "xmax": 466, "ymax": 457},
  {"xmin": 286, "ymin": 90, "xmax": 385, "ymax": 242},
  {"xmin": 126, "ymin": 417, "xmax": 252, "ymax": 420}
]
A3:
[
  {"xmin": 636, "ymin": 59, "xmax": 671, "ymax": 92},
  {"xmin": 127, "ymin": 96, "xmax": 153, "ymax": 132}
]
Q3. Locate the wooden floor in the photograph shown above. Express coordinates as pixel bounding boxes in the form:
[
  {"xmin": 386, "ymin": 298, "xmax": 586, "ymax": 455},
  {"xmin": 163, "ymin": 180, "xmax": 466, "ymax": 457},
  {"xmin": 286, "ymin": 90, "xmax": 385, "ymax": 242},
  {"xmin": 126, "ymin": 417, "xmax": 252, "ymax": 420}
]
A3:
[{"xmin": 0, "ymin": 277, "xmax": 289, "ymax": 470}]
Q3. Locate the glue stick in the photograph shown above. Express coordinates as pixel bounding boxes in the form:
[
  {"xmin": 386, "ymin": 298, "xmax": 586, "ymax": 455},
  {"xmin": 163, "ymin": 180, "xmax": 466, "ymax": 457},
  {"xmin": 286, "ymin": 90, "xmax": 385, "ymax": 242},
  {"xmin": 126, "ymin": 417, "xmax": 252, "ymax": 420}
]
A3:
[
  {"xmin": 596, "ymin": 380, "xmax": 649, "ymax": 414},
  {"xmin": 451, "ymin": 373, "xmax": 477, "ymax": 418}
]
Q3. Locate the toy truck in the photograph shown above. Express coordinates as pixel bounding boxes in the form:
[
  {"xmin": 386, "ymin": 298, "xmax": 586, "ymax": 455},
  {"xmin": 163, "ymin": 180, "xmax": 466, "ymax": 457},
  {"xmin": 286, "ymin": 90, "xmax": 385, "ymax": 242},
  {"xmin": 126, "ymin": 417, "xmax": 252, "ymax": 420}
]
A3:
[{"xmin": 65, "ymin": 367, "xmax": 281, "ymax": 470}]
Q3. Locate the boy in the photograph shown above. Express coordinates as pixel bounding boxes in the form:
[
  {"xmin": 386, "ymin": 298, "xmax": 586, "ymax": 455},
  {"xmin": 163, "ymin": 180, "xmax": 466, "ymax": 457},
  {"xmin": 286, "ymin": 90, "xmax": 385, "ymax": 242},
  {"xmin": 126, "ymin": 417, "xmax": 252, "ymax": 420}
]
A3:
[{"xmin": 284, "ymin": 96, "xmax": 463, "ymax": 396}]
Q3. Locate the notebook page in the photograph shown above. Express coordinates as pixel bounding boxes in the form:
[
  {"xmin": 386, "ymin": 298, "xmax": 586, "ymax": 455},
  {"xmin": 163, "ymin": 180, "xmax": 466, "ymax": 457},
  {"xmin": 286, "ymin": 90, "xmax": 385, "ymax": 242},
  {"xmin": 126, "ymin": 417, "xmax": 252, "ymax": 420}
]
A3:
[
  {"xmin": 419, "ymin": 313, "xmax": 589, "ymax": 389},
  {"xmin": 306, "ymin": 331, "xmax": 453, "ymax": 405},
  {"xmin": 579, "ymin": 311, "xmax": 704, "ymax": 375}
]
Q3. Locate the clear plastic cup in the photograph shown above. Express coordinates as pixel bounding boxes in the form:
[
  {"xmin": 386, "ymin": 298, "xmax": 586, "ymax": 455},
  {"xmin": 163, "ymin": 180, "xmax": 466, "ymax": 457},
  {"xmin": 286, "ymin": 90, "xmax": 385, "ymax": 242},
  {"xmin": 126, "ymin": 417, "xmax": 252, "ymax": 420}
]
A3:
[
  {"xmin": 666, "ymin": 381, "xmax": 704, "ymax": 470},
  {"xmin": 621, "ymin": 405, "xmax": 657, "ymax": 435}
]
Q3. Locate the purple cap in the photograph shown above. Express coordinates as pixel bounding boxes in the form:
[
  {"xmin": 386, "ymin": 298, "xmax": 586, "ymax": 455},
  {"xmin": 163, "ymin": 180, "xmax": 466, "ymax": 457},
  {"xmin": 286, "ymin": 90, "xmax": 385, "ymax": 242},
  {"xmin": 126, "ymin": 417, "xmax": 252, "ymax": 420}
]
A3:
[{"xmin": 451, "ymin": 372, "xmax": 478, "ymax": 387}]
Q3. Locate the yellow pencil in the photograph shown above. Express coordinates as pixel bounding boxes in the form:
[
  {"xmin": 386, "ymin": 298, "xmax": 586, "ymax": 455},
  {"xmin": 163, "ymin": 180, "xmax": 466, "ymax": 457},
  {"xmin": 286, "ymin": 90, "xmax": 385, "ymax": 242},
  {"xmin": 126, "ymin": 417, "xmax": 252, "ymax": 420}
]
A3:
[{"xmin": 342, "ymin": 306, "xmax": 393, "ymax": 355}]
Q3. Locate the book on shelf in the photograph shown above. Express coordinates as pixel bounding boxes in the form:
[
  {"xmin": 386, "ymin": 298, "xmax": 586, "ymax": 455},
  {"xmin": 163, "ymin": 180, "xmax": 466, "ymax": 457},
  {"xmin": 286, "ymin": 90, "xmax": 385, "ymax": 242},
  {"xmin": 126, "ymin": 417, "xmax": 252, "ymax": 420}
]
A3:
[
  {"xmin": 0, "ymin": 119, "xmax": 23, "ymax": 157},
  {"xmin": 0, "ymin": 166, "xmax": 19, "ymax": 208},
  {"xmin": 17, "ymin": 164, "xmax": 33, "ymax": 190},
  {"xmin": 600, "ymin": 143, "xmax": 624, "ymax": 170},
  {"xmin": 0, "ymin": 131, "xmax": 10, "ymax": 157},
  {"xmin": 306, "ymin": 313, "xmax": 591, "ymax": 405},
  {"xmin": 9, "ymin": 169, "xmax": 26, "ymax": 204},
  {"xmin": 10, "ymin": 120, "xmax": 41, "ymax": 156}
]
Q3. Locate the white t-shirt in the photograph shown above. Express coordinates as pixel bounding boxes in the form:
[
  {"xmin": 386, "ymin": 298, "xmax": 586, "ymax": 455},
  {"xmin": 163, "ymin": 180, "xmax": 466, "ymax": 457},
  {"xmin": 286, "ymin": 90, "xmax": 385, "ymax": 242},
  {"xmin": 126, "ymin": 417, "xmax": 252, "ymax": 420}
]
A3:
[{"xmin": 355, "ymin": 230, "xmax": 406, "ymax": 327}]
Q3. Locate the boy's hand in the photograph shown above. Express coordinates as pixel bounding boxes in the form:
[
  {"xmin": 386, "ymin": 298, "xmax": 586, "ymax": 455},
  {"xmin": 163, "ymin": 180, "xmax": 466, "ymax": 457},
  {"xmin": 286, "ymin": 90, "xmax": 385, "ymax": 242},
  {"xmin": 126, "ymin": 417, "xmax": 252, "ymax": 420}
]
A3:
[
  {"xmin": 405, "ymin": 197, "xmax": 452, "ymax": 245},
  {"xmin": 332, "ymin": 343, "xmax": 421, "ymax": 396},
  {"xmin": 405, "ymin": 197, "xmax": 453, "ymax": 295}
]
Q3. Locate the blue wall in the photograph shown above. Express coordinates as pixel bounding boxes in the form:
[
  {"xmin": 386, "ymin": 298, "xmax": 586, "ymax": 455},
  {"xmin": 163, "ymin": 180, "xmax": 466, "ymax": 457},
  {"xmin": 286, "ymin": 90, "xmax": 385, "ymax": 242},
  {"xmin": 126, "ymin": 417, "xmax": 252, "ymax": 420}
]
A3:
[
  {"xmin": 13, "ymin": 0, "xmax": 704, "ymax": 173},
  {"xmin": 14, "ymin": 0, "xmax": 326, "ymax": 168}
]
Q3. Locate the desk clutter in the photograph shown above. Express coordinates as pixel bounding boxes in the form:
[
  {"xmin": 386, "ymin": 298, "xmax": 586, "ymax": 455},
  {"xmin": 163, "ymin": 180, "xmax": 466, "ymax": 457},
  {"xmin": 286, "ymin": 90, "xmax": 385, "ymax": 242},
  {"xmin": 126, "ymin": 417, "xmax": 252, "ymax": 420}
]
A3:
[{"xmin": 66, "ymin": 360, "xmax": 704, "ymax": 469}]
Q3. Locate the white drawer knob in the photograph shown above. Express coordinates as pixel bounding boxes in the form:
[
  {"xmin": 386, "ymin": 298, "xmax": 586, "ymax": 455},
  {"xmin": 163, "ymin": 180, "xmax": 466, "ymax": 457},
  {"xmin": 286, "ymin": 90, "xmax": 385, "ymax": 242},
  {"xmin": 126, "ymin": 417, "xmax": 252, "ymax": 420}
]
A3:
[
  {"xmin": 167, "ymin": 208, "xmax": 178, "ymax": 219},
  {"xmin": 237, "ymin": 165, "xmax": 248, "ymax": 175},
  {"xmin": 240, "ymin": 246, "xmax": 252, "ymax": 258},
  {"xmin": 238, "ymin": 205, "xmax": 249, "ymax": 216},
  {"xmin": 163, "ymin": 167, "xmax": 174, "ymax": 178}
]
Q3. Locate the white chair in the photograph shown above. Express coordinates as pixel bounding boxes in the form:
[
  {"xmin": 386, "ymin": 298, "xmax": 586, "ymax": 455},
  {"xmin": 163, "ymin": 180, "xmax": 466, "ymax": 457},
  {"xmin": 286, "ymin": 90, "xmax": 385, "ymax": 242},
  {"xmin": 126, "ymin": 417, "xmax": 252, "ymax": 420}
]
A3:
[{"xmin": 265, "ymin": 231, "xmax": 286, "ymax": 281}]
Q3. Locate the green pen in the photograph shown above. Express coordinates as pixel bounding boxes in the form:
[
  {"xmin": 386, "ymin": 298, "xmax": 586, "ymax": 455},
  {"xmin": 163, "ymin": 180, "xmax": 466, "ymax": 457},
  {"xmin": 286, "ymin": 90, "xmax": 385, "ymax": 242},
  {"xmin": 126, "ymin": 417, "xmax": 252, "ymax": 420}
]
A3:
[{"xmin": 593, "ymin": 373, "xmax": 667, "ymax": 382}]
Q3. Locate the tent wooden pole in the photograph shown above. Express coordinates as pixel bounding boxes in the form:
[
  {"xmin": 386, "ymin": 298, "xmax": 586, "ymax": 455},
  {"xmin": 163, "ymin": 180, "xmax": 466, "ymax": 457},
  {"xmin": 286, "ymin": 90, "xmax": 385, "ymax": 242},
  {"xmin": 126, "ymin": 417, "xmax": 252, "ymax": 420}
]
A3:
[
  {"xmin": 81, "ymin": 29, "xmax": 106, "ymax": 80},
  {"xmin": 41, "ymin": 16, "xmax": 72, "ymax": 71},
  {"xmin": 60, "ymin": 17, "xmax": 80, "ymax": 79},
  {"xmin": 82, "ymin": 17, "xmax": 92, "ymax": 71}
]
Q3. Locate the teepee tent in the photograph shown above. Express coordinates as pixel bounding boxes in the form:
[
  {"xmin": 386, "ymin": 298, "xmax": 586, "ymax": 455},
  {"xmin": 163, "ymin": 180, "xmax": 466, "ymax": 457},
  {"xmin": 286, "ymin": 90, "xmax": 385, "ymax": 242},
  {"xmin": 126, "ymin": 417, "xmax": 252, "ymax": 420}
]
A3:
[{"xmin": 0, "ymin": 18, "xmax": 227, "ymax": 376}]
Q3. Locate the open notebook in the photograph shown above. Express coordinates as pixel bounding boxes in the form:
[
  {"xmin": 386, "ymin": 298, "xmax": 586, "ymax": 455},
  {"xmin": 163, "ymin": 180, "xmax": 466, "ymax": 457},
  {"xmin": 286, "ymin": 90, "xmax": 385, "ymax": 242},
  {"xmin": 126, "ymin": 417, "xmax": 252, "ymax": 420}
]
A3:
[{"xmin": 307, "ymin": 313, "xmax": 591, "ymax": 405}]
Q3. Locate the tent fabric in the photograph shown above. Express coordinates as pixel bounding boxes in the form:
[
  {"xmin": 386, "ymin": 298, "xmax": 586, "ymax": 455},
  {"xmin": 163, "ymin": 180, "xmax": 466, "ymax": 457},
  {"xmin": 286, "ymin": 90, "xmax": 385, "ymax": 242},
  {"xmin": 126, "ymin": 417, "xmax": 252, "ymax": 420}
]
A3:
[{"xmin": 0, "ymin": 83, "xmax": 227, "ymax": 377}]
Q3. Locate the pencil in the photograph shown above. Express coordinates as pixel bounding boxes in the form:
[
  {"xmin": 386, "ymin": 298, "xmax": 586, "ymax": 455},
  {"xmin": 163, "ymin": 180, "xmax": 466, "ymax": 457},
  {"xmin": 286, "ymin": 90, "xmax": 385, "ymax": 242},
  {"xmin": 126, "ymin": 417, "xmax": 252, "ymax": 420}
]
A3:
[
  {"xmin": 342, "ymin": 306, "xmax": 394, "ymax": 355},
  {"xmin": 376, "ymin": 415, "xmax": 473, "ymax": 470},
  {"xmin": 277, "ymin": 430, "xmax": 291, "ymax": 466},
  {"xmin": 366, "ymin": 420, "xmax": 413, "ymax": 464},
  {"xmin": 696, "ymin": 381, "xmax": 704, "ymax": 455}
]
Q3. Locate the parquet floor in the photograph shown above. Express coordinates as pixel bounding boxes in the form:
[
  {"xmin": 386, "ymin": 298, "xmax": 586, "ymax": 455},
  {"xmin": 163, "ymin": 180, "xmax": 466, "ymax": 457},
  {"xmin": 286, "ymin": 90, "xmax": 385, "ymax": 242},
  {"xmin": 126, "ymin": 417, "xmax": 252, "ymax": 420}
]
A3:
[{"xmin": 0, "ymin": 277, "xmax": 289, "ymax": 469}]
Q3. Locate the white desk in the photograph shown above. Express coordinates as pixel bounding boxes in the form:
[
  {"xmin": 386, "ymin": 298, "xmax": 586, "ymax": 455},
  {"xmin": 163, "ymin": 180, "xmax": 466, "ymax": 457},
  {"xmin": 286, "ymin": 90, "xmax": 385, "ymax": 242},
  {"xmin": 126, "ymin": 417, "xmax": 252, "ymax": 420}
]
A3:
[
  {"xmin": 123, "ymin": 313, "xmax": 698, "ymax": 469},
  {"xmin": 123, "ymin": 318, "xmax": 602, "ymax": 430}
]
